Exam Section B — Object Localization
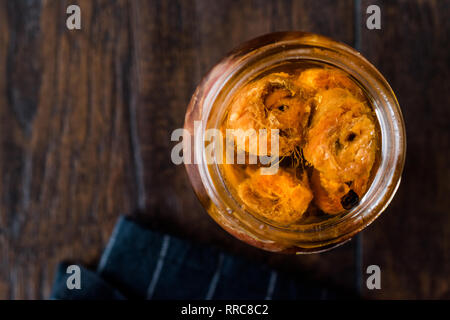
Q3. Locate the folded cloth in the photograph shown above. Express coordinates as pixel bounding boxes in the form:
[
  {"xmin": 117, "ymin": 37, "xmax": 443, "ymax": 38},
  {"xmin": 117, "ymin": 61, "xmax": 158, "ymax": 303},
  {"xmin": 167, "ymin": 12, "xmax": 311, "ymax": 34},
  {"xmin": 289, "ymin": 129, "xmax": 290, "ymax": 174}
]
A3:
[{"xmin": 51, "ymin": 216, "xmax": 348, "ymax": 300}]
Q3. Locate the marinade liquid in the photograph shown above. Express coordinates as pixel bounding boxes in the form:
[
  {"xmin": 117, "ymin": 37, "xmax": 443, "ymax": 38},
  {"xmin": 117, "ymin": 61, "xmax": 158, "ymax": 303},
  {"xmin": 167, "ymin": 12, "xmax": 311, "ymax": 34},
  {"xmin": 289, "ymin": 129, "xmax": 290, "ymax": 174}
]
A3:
[{"xmin": 218, "ymin": 61, "xmax": 381, "ymax": 226}]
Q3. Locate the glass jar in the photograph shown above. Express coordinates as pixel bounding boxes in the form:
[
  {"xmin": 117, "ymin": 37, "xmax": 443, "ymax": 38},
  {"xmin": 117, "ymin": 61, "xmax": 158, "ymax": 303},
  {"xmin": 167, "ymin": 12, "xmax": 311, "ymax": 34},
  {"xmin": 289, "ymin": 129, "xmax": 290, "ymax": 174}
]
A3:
[{"xmin": 184, "ymin": 32, "xmax": 406, "ymax": 253}]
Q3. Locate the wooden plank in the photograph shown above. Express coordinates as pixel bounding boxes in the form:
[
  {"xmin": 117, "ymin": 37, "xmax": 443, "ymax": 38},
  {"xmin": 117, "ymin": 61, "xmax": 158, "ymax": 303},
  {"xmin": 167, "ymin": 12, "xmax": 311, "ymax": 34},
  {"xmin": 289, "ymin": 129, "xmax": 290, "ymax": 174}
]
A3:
[
  {"xmin": 359, "ymin": 0, "xmax": 450, "ymax": 299},
  {"xmin": 131, "ymin": 0, "xmax": 358, "ymax": 294},
  {"xmin": 0, "ymin": 0, "xmax": 137, "ymax": 299}
]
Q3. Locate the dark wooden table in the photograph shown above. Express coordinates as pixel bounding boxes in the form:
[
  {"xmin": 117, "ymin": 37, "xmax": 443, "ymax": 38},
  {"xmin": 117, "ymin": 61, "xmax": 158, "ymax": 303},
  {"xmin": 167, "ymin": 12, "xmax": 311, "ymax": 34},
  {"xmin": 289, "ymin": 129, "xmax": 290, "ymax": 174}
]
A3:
[{"xmin": 0, "ymin": 0, "xmax": 448, "ymax": 299}]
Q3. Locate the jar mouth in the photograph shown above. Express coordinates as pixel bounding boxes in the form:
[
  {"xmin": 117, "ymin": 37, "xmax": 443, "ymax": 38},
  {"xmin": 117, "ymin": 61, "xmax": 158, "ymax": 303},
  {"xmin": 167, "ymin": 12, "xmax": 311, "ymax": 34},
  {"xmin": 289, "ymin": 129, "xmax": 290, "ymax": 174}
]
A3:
[{"xmin": 193, "ymin": 32, "xmax": 406, "ymax": 249}]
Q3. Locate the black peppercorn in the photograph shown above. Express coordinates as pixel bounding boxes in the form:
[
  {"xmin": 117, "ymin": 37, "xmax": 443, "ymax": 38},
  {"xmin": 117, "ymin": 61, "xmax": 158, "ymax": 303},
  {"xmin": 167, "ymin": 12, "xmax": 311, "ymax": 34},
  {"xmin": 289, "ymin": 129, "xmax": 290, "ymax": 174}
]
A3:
[
  {"xmin": 346, "ymin": 132, "xmax": 357, "ymax": 142},
  {"xmin": 341, "ymin": 189, "xmax": 359, "ymax": 210}
]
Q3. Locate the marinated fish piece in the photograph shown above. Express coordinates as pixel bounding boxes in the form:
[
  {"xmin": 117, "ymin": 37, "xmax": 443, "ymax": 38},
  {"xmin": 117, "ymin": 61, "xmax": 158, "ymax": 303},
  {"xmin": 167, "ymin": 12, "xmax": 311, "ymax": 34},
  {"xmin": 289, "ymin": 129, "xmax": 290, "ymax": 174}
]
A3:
[
  {"xmin": 304, "ymin": 88, "xmax": 377, "ymax": 214},
  {"xmin": 226, "ymin": 73, "xmax": 311, "ymax": 157},
  {"xmin": 295, "ymin": 68, "xmax": 365, "ymax": 100},
  {"xmin": 310, "ymin": 170, "xmax": 350, "ymax": 215},
  {"xmin": 238, "ymin": 168, "xmax": 313, "ymax": 225}
]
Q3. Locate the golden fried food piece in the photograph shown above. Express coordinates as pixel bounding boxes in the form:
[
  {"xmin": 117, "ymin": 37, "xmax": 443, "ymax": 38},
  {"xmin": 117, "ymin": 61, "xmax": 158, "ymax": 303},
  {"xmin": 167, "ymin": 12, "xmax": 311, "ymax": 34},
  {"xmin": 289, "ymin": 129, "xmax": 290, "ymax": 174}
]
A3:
[
  {"xmin": 304, "ymin": 88, "xmax": 377, "ymax": 214},
  {"xmin": 304, "ymin": 88, "xmax": 376, "ymax": 182},
  {"xmin": 238, "ymin": 168, "xmax": 313, "ymax": 224},
  {"xmin": 310, "ymin": 169, "xmax": 371, "ymax": 214},
  {"xmin": 310, "ymin": 170, "xmax": 349, "ymax": 214},
  {"xmin": 226, "ymin": 73, "xmax": 310, "ymax": 156},
  {"xmin": 295, "ymin": 68, "xmax": 365, "ymax": 100}
]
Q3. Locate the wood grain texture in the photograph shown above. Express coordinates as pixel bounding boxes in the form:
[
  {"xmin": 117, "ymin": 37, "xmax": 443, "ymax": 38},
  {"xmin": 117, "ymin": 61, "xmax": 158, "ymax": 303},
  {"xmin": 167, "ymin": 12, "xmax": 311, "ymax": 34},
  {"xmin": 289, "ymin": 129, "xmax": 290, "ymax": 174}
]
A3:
[
  {"xmin": 0, "ymin": 0, "xmax": 137, "ymax": 299},
  {"xmin": 359, "ymin": 0, "xmax": 450, "ymax": 299},
  {"xmin": 130, "ymin": 0, "xmax": 357, "ymax": 296}
]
